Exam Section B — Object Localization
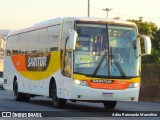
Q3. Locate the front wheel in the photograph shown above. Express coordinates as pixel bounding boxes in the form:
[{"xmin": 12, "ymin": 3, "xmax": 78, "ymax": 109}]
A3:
[
  {"xmin": 13, "ymin": 81, "xmax": 30, "ymax": 101},
  {"xmin": 103, "ymin": 101, "xmax": 117, "ymax": 109},
  {"xmin": 51, "ymin": 81, "xmax": 66, "ymax": 108}
]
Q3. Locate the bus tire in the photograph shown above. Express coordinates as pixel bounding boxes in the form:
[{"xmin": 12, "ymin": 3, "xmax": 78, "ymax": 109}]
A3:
[
  {"xmin": 13, "ymin": 81, "xmax": 22, "ymax": 101},
  {"xmin": 13, "ymin": 81, "xmax": 30, "ymax": 101},
  {"xmin": 51, "ymin": 81, "xmax": 66, "ymax": 108},
  {"xmin": 22, "ymin": 94, "xmax": 30, "ymax": 102},
  {"xmin": 103, "ymin": 101, "xmax": 117, "ymax": 109}
]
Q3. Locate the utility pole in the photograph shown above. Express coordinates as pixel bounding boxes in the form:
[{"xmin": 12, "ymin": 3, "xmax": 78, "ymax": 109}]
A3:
[
  {"xmin": 88, "ymin": 0, "xmax": 90, "ymax": 17},
  {"xmin": 139, "ymin": 17, "xmax": 143, "ymax": 22},
  {"xmin": 103, "ymin": 8, "xmax": 112, "ymax": 18}
]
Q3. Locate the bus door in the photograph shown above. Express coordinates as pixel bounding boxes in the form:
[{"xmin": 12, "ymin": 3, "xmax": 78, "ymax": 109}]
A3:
[{"xmin": 60, "ymin": 20, "xmax": 74, "ymax": 98}]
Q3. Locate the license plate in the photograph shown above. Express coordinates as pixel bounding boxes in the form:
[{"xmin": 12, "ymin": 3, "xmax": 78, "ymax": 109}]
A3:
[{"xmin": 102, "ymin": 92, "xmax": 113, "ymax": 97}]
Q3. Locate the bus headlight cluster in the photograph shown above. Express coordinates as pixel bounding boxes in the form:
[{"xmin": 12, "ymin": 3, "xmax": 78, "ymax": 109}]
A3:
[
  {"xmin": 74, "ymin": 80, "xmax": 89, "ymax": 86},
  {"xmin": 128, "ymin": 83, "xmax": 140, "ymax": 88}
]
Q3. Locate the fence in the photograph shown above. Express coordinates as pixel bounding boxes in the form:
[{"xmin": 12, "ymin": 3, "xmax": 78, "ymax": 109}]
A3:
[{"xmin": 139, "ymin": 64, "xmax": 160, "ymax": 102}]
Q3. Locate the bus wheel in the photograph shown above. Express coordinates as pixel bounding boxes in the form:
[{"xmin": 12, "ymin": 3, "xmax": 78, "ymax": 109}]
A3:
[
  {"xmin": 51, "ymin": 82, "xmax": 66, "ymax": 108},
  {"xmin": 13, "ymin": 81, "xmax": 30, "ymax": 101},
  {"xmin": 14, "ymin": 81, "xmax": 22, "ymax": 101},
  {"xmin": 103, "ymin": 101, "xmax": 117, "ymax": 109}
]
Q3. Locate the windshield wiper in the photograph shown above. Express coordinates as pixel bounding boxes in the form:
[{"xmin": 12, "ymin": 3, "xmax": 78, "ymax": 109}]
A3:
[
  {"xmin": 92, "ymin": 53, "xmax": 126, "ymax": 78},
  {"xmin": 111, "ymin": 55, "xmax": 126, "ymax": 78},
  {"xmin": 92, "ymin": 53, "xmax": 107, "ymax": 77}
]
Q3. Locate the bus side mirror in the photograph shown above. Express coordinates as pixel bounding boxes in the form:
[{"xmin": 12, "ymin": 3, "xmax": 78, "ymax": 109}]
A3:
[
  {"xmin": 67, "ymin": 29, "xmax": 78, "ymax": 50},
  {"xmin": 140, "ymin": 35, "xmax": 151, "ymax": 55}
]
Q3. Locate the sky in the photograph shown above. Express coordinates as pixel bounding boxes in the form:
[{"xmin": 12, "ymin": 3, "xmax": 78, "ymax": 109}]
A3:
[{"xmin": 0, "ymin": 0, "xmax": 160, "ymax": 30}]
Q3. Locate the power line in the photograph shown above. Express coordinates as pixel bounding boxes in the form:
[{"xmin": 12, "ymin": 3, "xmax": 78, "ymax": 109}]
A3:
[
  {"xmin": 90, "ymin": 5, "xmax": 102, "ymax": 10},
  {"xmin": 90, "ymin": 5, "xmax": 160, "ymax": 20},
  {"xmin": 110, "ymin": 11, "xmax": 160, "ymax": 20}
]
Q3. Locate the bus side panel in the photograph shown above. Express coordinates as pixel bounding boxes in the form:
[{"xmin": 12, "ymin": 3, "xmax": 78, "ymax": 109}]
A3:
[{"xmin": 3, "ymin": 56, "xmax": 18, "ymax": 91}]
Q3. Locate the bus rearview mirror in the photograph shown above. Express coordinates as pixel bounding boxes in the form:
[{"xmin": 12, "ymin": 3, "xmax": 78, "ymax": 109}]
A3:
[
  {"xmin": 140, "ymin": 35, "xmax": 151, "ymax": 55},
  {"xmin": 67, "ymin": 29, "xmax": 78, "ymax": 50}
]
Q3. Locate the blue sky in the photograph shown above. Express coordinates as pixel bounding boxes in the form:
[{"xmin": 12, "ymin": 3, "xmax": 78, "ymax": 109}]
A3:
[{"xmin": 0, "ymin": 0, "xmax": 160, "ymax": 29}]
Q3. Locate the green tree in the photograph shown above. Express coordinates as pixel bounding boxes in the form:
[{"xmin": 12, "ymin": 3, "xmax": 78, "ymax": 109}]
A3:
[
  {"xmin": 142, "ymin": 50, "xmax": 160, "ymax": 63},
  {"xmin": 152, "ymin": 28, "xmax": 160, "ymax": 51},
  {"xmin": 113, "ymin": 16, "xmax": 121, "ymax": 20},
  {"xmin": 128, "ymin": 18, "xmax": 160, "ymax": 63},
  {"xmin": 128, "ymin": 18, "xmax": 158, "ymax": 36}
]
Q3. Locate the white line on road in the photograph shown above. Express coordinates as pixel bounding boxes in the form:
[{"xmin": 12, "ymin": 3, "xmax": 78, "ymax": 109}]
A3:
[{"xmin": 118, "ymin": 105, "xmax": 151, "ymax": 110}]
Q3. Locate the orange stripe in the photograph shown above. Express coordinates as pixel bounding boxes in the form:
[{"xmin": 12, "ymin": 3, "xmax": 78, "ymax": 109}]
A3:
[
  {"xmin": 11, "ymin": 51, "xmax": 60, "ymax": 80},
  {"xmin": 88, "ymin": 80, "xmax": 131, "ymax": 90},
  {"xmin": 11, "ymin": 55, "xmax": 27, "ymax": 71}
]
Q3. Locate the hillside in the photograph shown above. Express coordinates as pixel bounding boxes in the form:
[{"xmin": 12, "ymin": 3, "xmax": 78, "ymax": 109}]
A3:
[
  {"xmin": 0, "ymin": 30, "xmax": 9, "ymax": 71},
  {"xmin": 0, "ymin": 30, "xmax": 10, "ymax": 38}
]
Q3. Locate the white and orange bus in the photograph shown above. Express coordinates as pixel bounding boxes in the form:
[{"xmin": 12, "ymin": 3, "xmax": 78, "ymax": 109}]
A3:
[{"xmin": 3, "ymin": 17, "xmax": 151, "ymax": 109}]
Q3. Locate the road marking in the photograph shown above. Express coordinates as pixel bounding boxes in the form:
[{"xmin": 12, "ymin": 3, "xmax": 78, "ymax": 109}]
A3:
[{"xmin": 118, "ymin": 105, "xmax": 151, "ymax": 110}]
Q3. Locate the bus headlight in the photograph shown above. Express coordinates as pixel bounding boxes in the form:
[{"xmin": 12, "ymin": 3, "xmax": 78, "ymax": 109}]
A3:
[
  {"xmin": 74, "ymin": 80, "xmax": 89, "ymax": 86},
  {"xmin": 74, "ymin": 80, "xmax": 81, "ymax": 85},
  {"xmin": 128, "ymin": 83, "xmax": 140, "ymax": 88}
]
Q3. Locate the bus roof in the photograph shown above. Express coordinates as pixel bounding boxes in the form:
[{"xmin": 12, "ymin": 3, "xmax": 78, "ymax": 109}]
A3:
[
  {"xmin": 8, "ymin": 17, "xmax": 137, "ymax": 37},
  {"xmin": 66, "ymin": 17, "xmax": 136, "ymax": 25}
]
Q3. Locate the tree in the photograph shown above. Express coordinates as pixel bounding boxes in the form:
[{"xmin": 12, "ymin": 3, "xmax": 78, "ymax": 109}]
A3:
[
  {"xmin": 128, "ymin": 18, "xmax": 158, "ymax": 36},
  {"xmin": 113, "ymin": 16, "xmax": 121, "ymax": 20},
  {"xmin": 142, "ymin": 50, "xmax": 160, "ymax": 63},
  {"xmin": 128, "ymin": 18, "xmax": 160, "ymax": 63},
  {"xmin": 152, "ymin": 28, "xmax": 160, "ymax": 51}
]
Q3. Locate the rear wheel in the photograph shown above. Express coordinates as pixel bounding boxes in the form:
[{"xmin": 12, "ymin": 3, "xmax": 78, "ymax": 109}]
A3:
[
  {"xmin": 13, "ymin": 81, "xmax": 30, "ymax": 101},
  {"xmin": 103, "ymin": 101, "xmax": 117, "ymax": 109},
  {"xmin": 51, "ymin": 81, "xmax": 66, "ymax": 108}
]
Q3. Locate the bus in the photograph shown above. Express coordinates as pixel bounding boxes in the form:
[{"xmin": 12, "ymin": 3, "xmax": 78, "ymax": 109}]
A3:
[{"xmin": 3, "ymin": 17, "xmax": 151, "ymax": 109}]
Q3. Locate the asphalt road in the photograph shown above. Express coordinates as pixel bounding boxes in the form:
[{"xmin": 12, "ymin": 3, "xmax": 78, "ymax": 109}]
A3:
[{"xmin": 0, "ymin": 89, "xmax": 160, "ymax": 120}]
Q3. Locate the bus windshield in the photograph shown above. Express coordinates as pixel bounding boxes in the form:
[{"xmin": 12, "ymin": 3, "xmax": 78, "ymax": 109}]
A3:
[{"xmin": 74, "ymin": 22, "xmax": 140, "ymax": 78}]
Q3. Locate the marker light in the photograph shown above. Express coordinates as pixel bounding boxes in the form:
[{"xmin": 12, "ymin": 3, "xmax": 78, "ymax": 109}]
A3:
[
  {"xmin": 128, "ymin": 83, "xmax": 140, "ymax": 88},
  {"xmin": 74, "ymin": 80, "xmax": 89, "ymax": 86},
  {"xmin": 74, "ymin": 80, "xmax": 81, "ymax": 85}
]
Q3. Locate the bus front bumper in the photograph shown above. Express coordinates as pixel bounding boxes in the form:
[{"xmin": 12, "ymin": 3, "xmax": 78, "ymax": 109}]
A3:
[{"xmin": 69, "ymin": 84, "xmax": 140, "ymax": 102}]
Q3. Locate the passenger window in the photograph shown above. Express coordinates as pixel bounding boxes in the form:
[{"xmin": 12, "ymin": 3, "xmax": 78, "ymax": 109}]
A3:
[
  {"xmin": 19, "ymin": 33, "xmax": 30, "ymax": 54},
  {"xmin": 12, "ymin": 35, "xmax": 20, "ymax": 55},
  {"xmin": 28, "ymin": 30, "xmax": 39, "ymax": 53},
  {"xmin": 38, "ymin": 28, "xmax": 48, "ymax": 52},
  {"xmin": 47, "ymin": 25, "xmax": 60, "ymax": 51},
  {"xmin": 6, "ymin": 36, "xmax": 14, "ymax": 56}
]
